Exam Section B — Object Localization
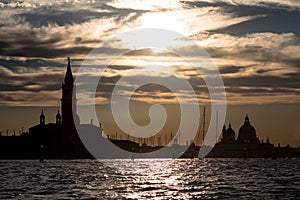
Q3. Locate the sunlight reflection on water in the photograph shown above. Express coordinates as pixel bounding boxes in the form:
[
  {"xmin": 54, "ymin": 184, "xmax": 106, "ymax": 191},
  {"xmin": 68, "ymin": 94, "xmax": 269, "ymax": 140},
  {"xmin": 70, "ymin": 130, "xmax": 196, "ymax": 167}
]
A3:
[{"xmin": 0, "ymin": 159, "xmax": 299, "ymax": 199}]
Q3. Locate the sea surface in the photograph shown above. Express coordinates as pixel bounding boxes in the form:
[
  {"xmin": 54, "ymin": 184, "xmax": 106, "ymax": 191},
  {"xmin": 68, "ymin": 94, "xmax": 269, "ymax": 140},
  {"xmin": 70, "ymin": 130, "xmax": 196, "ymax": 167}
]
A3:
[{"xmin": 0, "ymin": 159, "xmax": 299, "ymax": 199}]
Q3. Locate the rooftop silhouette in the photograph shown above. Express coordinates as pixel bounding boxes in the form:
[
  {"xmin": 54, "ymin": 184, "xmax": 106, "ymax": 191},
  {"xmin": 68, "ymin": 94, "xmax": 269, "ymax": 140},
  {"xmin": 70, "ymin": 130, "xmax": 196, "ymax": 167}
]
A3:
[{"xmin": 0, "ymin": 58, "xmax": 299, "ymax": 159}]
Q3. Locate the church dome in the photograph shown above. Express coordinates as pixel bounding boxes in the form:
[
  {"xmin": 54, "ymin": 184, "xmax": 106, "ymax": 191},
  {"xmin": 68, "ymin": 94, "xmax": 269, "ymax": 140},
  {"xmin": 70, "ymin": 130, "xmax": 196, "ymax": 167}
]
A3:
[
  {"xmin": 226, "ymin": 123, "xmax": 236, "ymax": 142},
  {"xmin": 237, "ymin": 115, "xmax": 259, "ymax": 144},
  {"xmin": 221, "ymin": 123, "xmax": 236, "ymax": 143}
]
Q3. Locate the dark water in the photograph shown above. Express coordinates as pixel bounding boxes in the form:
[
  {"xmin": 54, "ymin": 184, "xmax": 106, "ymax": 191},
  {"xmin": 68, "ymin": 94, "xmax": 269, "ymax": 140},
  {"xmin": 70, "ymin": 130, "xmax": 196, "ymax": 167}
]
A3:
[{"xmin": 0, "ymin": 159, "xmax": 299, "ymax": 199}]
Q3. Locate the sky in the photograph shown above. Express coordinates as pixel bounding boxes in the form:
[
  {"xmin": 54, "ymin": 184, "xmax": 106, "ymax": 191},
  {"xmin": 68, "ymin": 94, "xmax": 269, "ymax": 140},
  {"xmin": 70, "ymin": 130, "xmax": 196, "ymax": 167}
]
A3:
[{"xmin": 0, "ymin": 0, "xmax": 299, "ymax": 146}]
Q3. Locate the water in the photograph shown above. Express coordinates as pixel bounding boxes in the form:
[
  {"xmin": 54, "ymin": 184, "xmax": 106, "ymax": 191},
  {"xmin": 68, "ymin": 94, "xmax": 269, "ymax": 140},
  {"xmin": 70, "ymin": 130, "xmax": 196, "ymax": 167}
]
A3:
[{"xmin": 0, "ymin": 159, "xmax": 299, "ymax": 199}]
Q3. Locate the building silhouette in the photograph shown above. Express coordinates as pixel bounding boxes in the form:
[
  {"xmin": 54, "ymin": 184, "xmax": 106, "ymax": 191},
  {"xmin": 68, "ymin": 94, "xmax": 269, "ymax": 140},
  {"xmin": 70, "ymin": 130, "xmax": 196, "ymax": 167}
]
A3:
[
  {"xmin": 61, "ymin": 57, "xmax": 80, "ymax": 131},
  {"xmin": 0, "ymin": 58, "xmax": 93, "ymax": 159},
  {"xmin": 0, "ymin": 59, "xmax": 299, "ymax": 159},
  {"xmin": 207, "ymin": 115, "xmax": 299, "ymax": 158},
  {"xmin": 237, "ymin": 115, "xmax": 260, "ymax": 144},
  {"xmin": 221, "ymin": 123, "xmax": 235, "ymax": 144}
]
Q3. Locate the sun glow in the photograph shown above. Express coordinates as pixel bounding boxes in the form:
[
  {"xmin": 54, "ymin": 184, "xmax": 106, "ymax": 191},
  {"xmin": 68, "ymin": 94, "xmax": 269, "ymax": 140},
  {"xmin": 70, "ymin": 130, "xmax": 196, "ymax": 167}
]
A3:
[{"xmin": 140, "ymin": 12, "xmax": 187, "ymax": 34}]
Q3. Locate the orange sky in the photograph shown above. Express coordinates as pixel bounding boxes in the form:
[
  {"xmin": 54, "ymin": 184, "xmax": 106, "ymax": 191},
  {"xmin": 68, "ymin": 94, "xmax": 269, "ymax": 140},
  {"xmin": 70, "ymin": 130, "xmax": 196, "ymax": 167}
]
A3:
[{"xmin": 0, "ymin": 0, "xmax": 299, "ymax": 147}]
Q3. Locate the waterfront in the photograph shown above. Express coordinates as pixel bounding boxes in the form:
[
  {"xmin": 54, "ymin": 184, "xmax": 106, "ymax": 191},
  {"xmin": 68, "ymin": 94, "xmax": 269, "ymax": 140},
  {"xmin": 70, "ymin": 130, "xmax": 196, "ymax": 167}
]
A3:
[{"xmin": 0, "ymin": 159, "xmax": 299, "ymax": 199}]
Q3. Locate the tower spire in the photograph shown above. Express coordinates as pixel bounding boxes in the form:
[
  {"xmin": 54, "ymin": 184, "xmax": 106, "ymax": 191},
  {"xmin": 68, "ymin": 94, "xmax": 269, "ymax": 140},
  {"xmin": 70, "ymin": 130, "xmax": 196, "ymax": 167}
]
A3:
[
  {"xmin": 64, "ymin": 57, "xmax": 73, "ymax": 86},
  {"xmin": 245, "ymin": 114, "xmax": 250, "ymax": 124},
  {"xmin": 56, "ymin": 109, "xmax": 61, "ymax": 125},
  {"xmin": 202, "ymin": 106, "xmax": 206, "ymax": 144},
  {"xmin": 40, "ymin": 109, "xmax": 45, "ymax": 125},
  {"xmin": 61, "ymin": 56, "xmax": 79, "ymax": 129}
]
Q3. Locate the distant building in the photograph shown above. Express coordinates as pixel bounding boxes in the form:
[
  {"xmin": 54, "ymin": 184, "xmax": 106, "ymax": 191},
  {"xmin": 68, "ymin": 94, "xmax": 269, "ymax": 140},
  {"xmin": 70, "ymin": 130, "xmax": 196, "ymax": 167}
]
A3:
[
  {"xmin": 221, "ymin": 123, "xmax": 235, "ymax": 144},
  {"xmin": 237, "ymin": 115, "xmax": 260, "ymax": 144},
  {"xmin": 0, "ymin": 59, "xmax": 298, "ymax": 159},
  {"xmin": 207, "ymin": 115, "xmax": 299, "ymax": 158},
  {"xmin": 29, "ymin": 110, "xmax": 62, "ymax": 137},
  {"xmin": 28, "ymin": 57, "xmax": 92, "ymax": 158}
]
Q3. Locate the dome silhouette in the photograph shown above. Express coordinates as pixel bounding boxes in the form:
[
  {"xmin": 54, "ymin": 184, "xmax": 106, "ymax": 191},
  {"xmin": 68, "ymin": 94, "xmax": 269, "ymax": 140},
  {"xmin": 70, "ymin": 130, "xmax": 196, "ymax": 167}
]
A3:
[
  {"xmin": 237, "ymin": 115, "xmax": 259, "ymax": 144},
  {"xmin": 226, "ymin": 123, "xmax": 236, "ymax": 143}
]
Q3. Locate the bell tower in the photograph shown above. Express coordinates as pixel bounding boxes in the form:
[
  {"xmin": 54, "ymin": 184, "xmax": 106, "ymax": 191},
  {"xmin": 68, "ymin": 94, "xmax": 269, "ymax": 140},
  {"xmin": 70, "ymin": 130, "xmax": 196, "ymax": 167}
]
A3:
[
  {"xmin": 61, "ymin": 57, "xmax": 79, "ymax": 132},
  {"xmin": 56, "ymin": 110, "xmax": 61, "ymax": 125},
  {"xmin": 40, "ymin": 109, "xmax": 45, "ymax": 125}
]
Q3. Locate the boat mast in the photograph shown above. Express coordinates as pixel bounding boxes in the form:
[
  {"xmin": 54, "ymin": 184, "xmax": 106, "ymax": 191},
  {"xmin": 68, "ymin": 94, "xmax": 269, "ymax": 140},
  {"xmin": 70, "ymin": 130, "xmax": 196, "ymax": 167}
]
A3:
[
  {"xmin": 202, "ymin": 106, "xmax": 206, "ymax": 145},
  {"xmin": 216, "ymin": 109, "xmax": 219, "ymax": 143}
]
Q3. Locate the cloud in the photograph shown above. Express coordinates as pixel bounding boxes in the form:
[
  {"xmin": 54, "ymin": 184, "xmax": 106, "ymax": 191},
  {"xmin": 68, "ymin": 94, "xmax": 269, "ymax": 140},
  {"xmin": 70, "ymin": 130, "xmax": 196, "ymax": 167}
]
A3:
[
  {"xmin": 0, "ymin": 0, "xmax": 299, "ymax": 106},
  {"xmin": 190, "ymin": 32, "xmax": 300, "ymax": 72},
  {"xmin": 0, "ymin": 58, "xmax": 64, "ymax": 71},
  {"xmin": 0, "ymin": 64, "xmax": 64, "ymax": 92},
  {"xmin": 224, "ymin": 72, "xmax": 300, "ymax": 89},
  {"xmin": 0, "ymin": 91, "xmax": 61, "ymax": 106},
  {"xmin": 213, "ymin": 9, "xmax": 300, "ymax": 36},
  {"xmin": 219, "ymin": 65, "xmax": 243, "ymax": 74},
  {"xmin": 14, "ymin": 2, "xmax": 146, "ymax": 27},
  {"xmin": 182, "ymin": 0, "xmax": 300, "ymax": 11},
  {"xmin": 182, "ymin": 0, "xmax": 300, "ymax": 35},
  {"xmin": 0, "ymin": 1, "xmax": 146, "ymax": 59}
]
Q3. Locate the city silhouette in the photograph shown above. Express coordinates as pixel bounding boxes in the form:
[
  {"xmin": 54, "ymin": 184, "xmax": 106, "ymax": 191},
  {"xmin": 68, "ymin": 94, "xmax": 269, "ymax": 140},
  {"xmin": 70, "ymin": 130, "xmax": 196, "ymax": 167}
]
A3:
[{"xmin": 0, "ymin": 58, "xmax": 298, "ymax": 159}]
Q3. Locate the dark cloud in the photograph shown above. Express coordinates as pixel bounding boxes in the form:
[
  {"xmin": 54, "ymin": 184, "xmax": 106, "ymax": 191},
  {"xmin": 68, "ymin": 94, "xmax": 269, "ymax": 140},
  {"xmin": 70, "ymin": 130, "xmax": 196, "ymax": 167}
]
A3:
[
  {"xmin": 0, "ymin": 1, "xmax": 145, "ymax": 59},
  {"xmin": 108, "ymin": 65, "xmax": 134, "ymax": 70},
  {"xmin": 0, "ymin": 64, "xmax": 64, "ymax": 92},
  {"xmin": 0, "ymin": 81, "xmax": 62, "ymax": 93},
  {"xmin": 281, "ymin": 58, "xmax": 300, "ymax": 69},
  {"xmin": 0, "ymin": 91, "xmax": 59, "ymax": 105},
  {"xmin": 17, "ymin": 9, "xmax": 112, "ymax": 27},
  {"xmin": 181, "ymin": 1, "xmax": 297, "ymax": 13},
  {"xmin": 95, "ymin": 73, "xmax": 208, "ymax": 102},
  {"xmin": 0, "ymin": 0, "xmax": 299, "ymax": 105},
  {"xmin": 0, "ymin": 61, "xmax": 137, "ymax": 94},
  {"xmin": 0, "ymin": 94, "xmax": 14, "ymax": 101},
  {"xmin": 91, "ymin": 63, "xmax": 300, "ymax": 101},
  {"xmin": 132, "ymin": 83, "xmax": 176, "ymax": 94},
  {"xmin": 0, "ymin": 35, "xmax": 93, "ymax": 58},
  {"xmin": 0, "ymin": 58, "xmax": 64, "ymax": 72},
  {"xmin": 0, "ymin": 26, "xmax": 87, "ymax": 58},
  {"xmin": 132, "ymin": 93, "xmax": 176, "ymax": 100},
  {"xmin": 13, "ymin": 2, "xmax": 147, "ymax": 27},
  {"xmin": 182, "ymin": 1, "xmax": 300, "ymax": 36},
  {"xmin": 125, "ymin": 48, "xmax": 176, "ymax": 57},
  {"xmin": 0, "ymin": 28, "xmax": 129, "ymax": 58},
  {"xmin": 214, "ymin": 9, "xmax": 300, "ymax": 36},
  {"xmin": 219, "ymin": 65, "xmax": 243, "ymax": 74},
  {"xmin": 227, "ymin": 86, "xmax": 299, "ymax": 96},
  {"xmin": 223, "ymin": 73, "xmax": 300, "ymax": 90},
  {"xmin": 205, "ymin": 44, "xmax": 300, "ymax": 70}
]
